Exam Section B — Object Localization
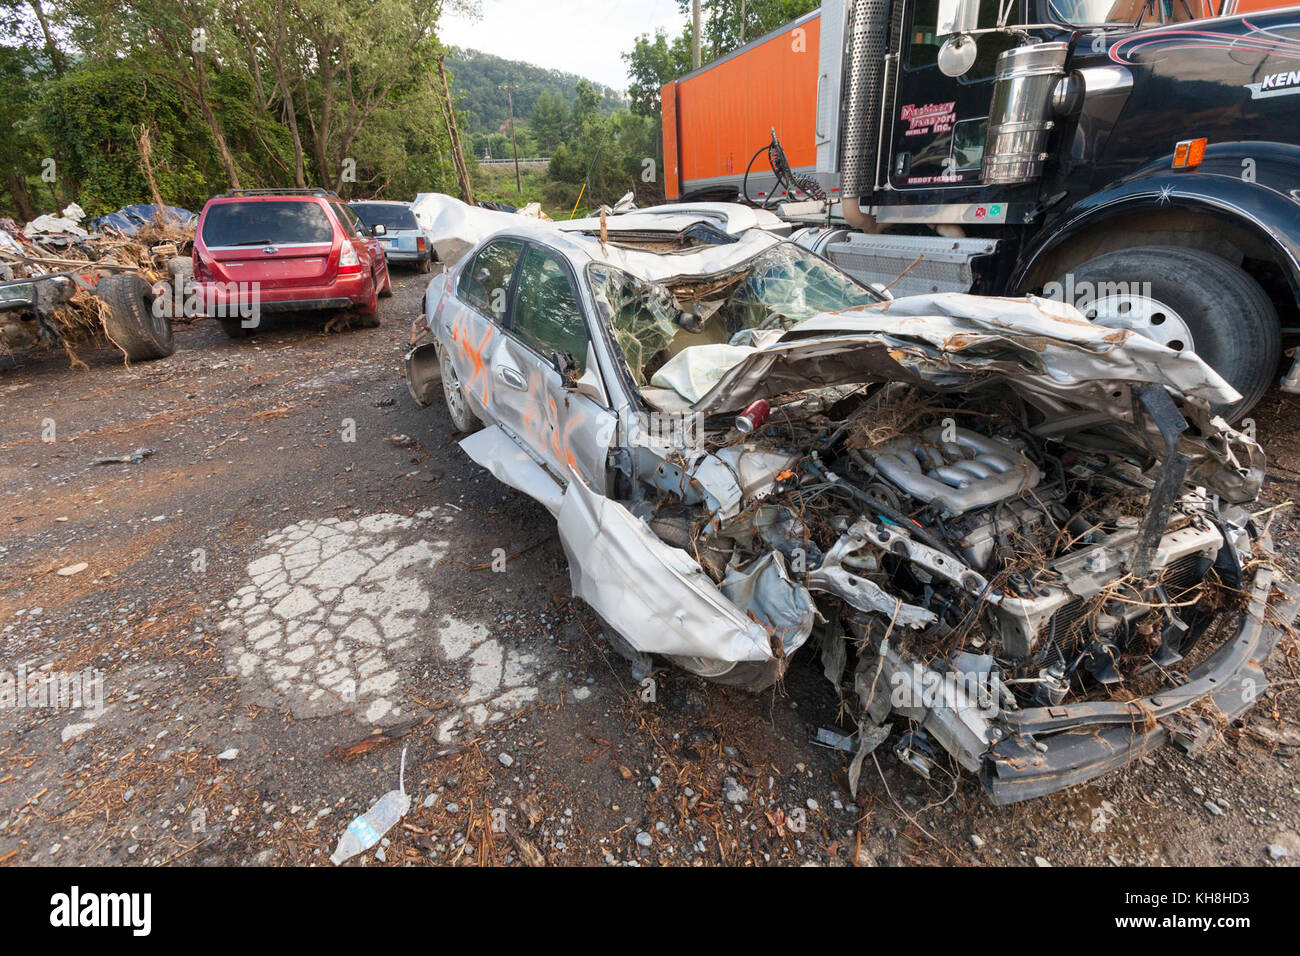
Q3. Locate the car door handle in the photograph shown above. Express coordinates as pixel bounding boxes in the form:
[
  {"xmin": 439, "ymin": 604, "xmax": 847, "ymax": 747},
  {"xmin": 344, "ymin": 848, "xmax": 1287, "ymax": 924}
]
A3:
[{"xmin": 498, "ymin": 366, "xmax": 527, "ymax": 390}]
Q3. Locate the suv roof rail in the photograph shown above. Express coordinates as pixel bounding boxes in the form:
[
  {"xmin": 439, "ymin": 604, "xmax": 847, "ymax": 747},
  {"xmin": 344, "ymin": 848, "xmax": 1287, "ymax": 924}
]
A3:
[{"xmin": 220, "ymin": 188, "xmax": 340, "ymax": 198}]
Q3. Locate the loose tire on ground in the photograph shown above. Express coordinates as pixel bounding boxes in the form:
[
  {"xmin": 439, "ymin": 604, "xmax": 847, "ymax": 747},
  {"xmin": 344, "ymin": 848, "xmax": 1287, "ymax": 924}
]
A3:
[
  {"xmin": 1059, "ymin": 246, "xmax": 1281, "ymax": 419},
  {"xmin": 96, "ymin": 273, "xmax": 175, "ymax": 361}
]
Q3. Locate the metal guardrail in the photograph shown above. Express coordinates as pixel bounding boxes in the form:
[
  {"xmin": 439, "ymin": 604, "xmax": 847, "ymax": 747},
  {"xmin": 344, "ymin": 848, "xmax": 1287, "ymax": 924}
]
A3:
[{"xmin": 478, "ymin": 158, "xmax": 551, "ymax": 166}]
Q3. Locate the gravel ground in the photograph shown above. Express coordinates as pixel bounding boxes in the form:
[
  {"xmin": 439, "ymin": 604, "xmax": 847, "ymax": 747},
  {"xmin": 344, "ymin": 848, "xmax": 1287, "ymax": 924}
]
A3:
[{"xmin": 0, "ymin": 269, "xmax": 1297, "ymax": 867}]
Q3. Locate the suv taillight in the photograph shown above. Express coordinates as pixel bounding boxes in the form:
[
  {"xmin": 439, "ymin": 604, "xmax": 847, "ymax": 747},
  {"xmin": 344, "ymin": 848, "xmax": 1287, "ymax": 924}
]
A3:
[
  {"xmin": 194, "ymin": 251, "xmax": 213, "ymax": 282},
  {"xmin": 338, "ymin": 239, "xmax": 361, "ymax": 274}
]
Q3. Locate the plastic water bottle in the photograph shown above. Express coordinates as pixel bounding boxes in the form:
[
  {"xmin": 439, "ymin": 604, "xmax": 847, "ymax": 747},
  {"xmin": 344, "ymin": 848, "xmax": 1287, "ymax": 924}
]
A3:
[{"xmin": 330, "ymin": 747, "xmax": 411, "ymax": 865}]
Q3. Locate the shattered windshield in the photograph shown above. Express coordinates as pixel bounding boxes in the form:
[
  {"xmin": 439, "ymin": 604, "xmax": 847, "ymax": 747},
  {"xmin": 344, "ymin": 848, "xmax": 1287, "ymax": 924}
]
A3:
[{"xmin": 587, "ymin": 242, "xmax": 880, "ymax": 385}]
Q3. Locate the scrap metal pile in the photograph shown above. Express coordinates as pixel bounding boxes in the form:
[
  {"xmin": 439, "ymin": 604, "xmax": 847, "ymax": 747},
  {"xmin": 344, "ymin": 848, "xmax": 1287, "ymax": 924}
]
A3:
[{"xmin": 0, "ymin": 203, "xmax": 195, "ymax": 361}]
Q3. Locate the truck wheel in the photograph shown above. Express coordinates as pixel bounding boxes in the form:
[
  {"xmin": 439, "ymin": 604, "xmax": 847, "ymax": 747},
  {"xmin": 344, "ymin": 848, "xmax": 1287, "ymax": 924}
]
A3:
[
  {"xmin": 440, "ymin": 343, "xmax": 482, "ymax": 434},
  {"xmin": 1060, "ymin": 246, "xmax": 1280, "ymax": 418},
  {"xmin": 97, "ymin": 273, "xmax": 175, "ymax": 361}
]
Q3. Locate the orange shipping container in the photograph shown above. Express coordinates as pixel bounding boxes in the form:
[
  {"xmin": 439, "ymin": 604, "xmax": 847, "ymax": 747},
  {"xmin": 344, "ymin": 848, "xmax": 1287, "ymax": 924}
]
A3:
[{"xmin": 663, "ymin": 11, "xmax": 822, "ymax": 200}]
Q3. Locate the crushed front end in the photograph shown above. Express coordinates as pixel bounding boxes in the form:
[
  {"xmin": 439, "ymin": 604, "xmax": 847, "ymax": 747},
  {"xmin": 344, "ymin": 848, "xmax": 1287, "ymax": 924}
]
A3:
[{"xmin": 600, "ymin": 293, "xmax": 1283, "ymax": 803}]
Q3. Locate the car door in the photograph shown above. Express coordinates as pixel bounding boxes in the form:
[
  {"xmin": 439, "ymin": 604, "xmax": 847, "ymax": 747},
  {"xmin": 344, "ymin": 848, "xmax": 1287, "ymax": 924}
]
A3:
[
  {"xmin": 443, "ymin": 237, "xmax": 524, "ymax": 423},
  {"xmin": 490, "ymin": 242, "xmax": 616, "ymax": 493}
]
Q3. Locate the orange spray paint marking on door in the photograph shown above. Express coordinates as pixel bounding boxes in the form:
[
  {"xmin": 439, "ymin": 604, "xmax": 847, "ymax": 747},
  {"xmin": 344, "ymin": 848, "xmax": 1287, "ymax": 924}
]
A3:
[{"xmin": 460, "ymin": 324, "xmax": 493, "ymax": 407}]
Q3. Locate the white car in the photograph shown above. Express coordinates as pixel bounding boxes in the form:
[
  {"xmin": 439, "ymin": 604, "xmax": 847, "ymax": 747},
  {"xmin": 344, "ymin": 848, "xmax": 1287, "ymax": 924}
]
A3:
[{"xmin": 405, "ymin": 208, "xmax": 1281, "ymax": 804}]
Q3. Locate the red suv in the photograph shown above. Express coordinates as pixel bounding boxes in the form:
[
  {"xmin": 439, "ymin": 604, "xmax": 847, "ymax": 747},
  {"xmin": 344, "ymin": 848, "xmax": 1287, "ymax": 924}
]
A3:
[{"xmin": 193, "ymin": 188, "xmax": 391, "ymax": 336}]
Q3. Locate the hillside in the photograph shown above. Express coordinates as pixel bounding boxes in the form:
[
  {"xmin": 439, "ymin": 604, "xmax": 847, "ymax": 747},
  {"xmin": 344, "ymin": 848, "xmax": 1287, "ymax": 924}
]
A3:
[{"xmin": 446, "ymin": 49, "xmax": 625, "ymax": 138}]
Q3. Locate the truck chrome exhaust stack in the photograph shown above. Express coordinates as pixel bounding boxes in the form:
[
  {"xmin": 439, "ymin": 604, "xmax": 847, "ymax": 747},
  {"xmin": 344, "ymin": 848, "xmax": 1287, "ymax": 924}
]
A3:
[
  {"xmin": 840, "ymin": 0, "xmax": 891, "ymax": 230},
  {"xmin": 982, "ymin": 42, "xmax": 1069, "ymax": 185}
]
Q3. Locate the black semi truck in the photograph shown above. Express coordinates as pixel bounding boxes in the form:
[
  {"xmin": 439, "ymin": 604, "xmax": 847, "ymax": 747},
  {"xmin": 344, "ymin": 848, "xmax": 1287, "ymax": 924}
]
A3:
[{"xmin": 662, "ymin": 0, "xmax": 1300, "ymax": 416}]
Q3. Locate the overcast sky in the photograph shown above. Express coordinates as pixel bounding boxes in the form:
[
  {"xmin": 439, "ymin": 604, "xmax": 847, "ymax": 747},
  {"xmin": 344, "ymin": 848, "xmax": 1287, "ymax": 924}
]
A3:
[{"xmin": 439, "ymin": 0, "xmax": 684, "ymax": 91}]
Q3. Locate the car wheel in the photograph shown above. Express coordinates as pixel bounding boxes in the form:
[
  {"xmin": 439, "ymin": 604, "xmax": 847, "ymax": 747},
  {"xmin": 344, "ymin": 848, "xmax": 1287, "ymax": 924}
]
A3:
[
  {"xmin": 218, "ymin": 317, "xmax": 254, "ymax": 339},
  {"xmin": 418, "ymin": 256, "xmax": 432, "ymax": 274},
  {"xmin": 667, "ymin": 654, "xmax": 786, "ymax": 691},
  {"xmin": 355, "ymin": 281, "xmax": 378, "ymax": 316},
  {"xmin": 1058, "ymin": 246, "xmax": 1281, "ymax": 419},
  {"xmin": 378, "ymin": 265, "xmax": 393, "ymax": 298},
  {"xmin": 96, "ymin": 273, "xmax": 175, "ymax": 360},
  {"xmin": 439, "ymin": 343, "xmax": 482, "ymax": 434}
]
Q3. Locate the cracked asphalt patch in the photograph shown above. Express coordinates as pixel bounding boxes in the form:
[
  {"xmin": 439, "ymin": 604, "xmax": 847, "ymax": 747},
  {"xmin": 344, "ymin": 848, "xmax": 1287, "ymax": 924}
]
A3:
[{"xmin": 219, "ymin": 509, "xmax": 547, "ymax": 732}]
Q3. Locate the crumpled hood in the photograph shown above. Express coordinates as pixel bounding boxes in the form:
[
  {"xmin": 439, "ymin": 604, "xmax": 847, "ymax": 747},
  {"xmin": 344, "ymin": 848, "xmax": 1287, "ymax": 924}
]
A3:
[{"xmin": 690, "ymin": 292, "xmax": 1264, "ymax": 502}]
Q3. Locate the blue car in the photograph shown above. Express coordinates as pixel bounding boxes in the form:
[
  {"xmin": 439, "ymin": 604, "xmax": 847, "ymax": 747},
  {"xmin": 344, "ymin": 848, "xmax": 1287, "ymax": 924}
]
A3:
[{"xmin": 349, "ymin": 200, "xmax": 431, "ymax": 272}]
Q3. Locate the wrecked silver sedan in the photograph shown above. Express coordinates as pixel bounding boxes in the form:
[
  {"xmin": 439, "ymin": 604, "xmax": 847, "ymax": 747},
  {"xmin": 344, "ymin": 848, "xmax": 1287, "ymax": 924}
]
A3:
[{"xmin": 406, "ymin": 214, "xmax": 1283, "ymax": 804}]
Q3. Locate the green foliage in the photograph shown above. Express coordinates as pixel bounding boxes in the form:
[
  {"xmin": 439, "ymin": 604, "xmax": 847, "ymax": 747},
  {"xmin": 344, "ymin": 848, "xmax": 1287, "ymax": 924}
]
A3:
[
  {"xmin": 0, "ymin": 37, "xmax": 54, "ymax": 217},
  {"xmin": 38, "ymin": 62, "xmax": 209, "ymax": 213},
  {"xmin": 547, "ymin": 99, "xmax": 663, "ymax": 209},
  {"xmin": 446, "ymin": 48, "xmax": 623, "ymax": 136},
  {"xmin": 623, "ymin": 30, "xmax": 693, "ymax": 116}
]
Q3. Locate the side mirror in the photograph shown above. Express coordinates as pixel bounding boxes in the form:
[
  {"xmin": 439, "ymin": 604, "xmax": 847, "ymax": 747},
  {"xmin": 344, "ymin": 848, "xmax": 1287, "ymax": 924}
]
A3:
[
  {"xmin": 372, "ymin": 223, "xmax": 387, "ymax": 237},
  {"xmin": 938, "ymin": 33, "xmax": 979, "ymax": 77}
]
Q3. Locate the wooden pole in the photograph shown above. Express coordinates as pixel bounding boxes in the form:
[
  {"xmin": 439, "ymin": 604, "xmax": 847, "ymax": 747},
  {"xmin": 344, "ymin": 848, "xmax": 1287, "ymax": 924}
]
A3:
[
  {"xmin": 692, "ymin": 0, "xmax": 702, "ymax": 68},
  {"xmin": 438, "ymin": 57, "xmax": 475, "ymax": 205}
]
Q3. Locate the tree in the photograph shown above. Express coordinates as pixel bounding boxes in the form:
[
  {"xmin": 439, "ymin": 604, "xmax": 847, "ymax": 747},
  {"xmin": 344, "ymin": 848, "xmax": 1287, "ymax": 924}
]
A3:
[
  {"xmin": 624, "ymin": 0, "xmax": 819, "ymax": 110},
  {"xmin": 623, "ymin": 29, "xmax": 692, "ymax": 116},
  {"xmin": 528, "ymin": 90, "xmax": 568, "ymax": 153}
]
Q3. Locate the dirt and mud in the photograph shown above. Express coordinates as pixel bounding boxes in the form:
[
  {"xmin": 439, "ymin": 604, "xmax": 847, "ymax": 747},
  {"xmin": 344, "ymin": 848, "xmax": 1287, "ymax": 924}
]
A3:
[{"xmin": 1, "ymin": 270, "xmax": 1297, "ymax": 867}]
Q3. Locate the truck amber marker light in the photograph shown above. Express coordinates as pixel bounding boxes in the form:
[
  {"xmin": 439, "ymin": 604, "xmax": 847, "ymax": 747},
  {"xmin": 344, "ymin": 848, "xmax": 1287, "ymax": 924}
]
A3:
[{"xmin": 1172, "ymin": 137, "xmax": 1208, "ymax": 168}]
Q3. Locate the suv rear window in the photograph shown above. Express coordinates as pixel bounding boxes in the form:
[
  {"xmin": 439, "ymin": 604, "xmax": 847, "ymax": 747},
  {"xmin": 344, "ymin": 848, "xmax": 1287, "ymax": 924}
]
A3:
[
  {"xmin": 351, "ymin": 203, "xmax": 418, "ymax": 231},
  {"xmin": 201, "ymin": 200, "xmax": 333, "ymax": 247}
]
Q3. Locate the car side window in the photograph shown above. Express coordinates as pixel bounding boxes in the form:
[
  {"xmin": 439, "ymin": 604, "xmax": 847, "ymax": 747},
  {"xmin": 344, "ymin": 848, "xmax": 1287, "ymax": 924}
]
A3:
[
  {"xmin": 510, "ymin": 246, "xmax": 590, "ymax": 374},
  {"xmin": 459, "ymin": 239, "xmax": 523, "ymax": 323},
  {"xmin": 330, "ymin": 202, "xmax": 360, "ymax": 238},
  {"xmin": 339, "ymin": 203, "xmax": 370, "ymax": 236}
]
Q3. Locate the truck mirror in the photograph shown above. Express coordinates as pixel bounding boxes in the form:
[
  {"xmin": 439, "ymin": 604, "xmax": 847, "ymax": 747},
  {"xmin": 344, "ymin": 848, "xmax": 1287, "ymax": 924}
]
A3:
[
  {"xmin": 937, "ymin": 0, "xmax": 979, "ymax": 36},
  {"xmin": 938, "ymin": 33, "xmax": 979, "ymax": 77}
]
